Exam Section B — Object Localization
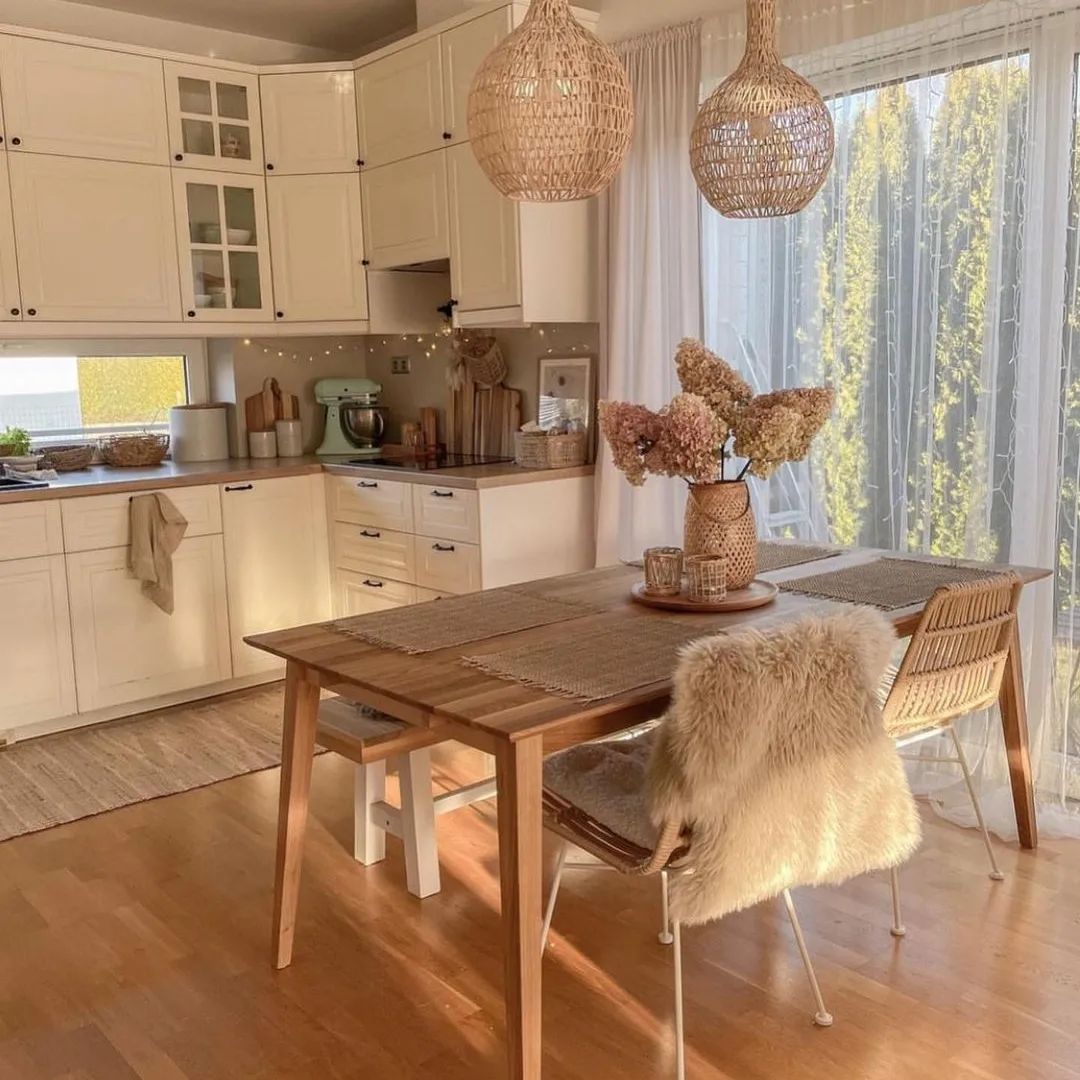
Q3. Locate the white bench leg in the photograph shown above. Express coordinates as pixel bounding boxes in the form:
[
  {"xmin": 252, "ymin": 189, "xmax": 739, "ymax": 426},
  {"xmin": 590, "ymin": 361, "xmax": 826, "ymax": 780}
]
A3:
[
  {"xmin": 354, "ymin": 760, "xmax": 387, "ymax": 865},
  {"xmin": 397, "ymin": 748, "xmax": 441, "ymax": 899}
]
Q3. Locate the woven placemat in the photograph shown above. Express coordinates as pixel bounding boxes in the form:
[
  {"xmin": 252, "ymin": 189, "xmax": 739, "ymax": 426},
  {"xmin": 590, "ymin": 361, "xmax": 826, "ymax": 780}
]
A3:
[
  {"xmin": 332, "ymin": 586, "xmax": 599, "ymax": 654},
  {"xmin": 757, "ymin": 541, "xmax": 841, "ymax": 573},
  {"xmin": 462, "ymin": 616, "xmax": 713, "ymax": 702},
  {"xmin": 779, "ymin": 557, "xmax": 994, "ymax": 610}
]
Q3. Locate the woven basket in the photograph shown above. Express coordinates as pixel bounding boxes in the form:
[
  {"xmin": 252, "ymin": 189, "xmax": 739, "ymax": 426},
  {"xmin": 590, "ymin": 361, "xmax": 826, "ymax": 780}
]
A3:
[
  {"xmin": 683, "ymin": 481, "xmax": 757, "ymax": 589},
  {"xmin": 455, "ymin": 333, "xmax": 508, "ymax": 388},
  {"xmin": 100, "ymin": 433, "xmax": 169, "ymax": 468},
  {"xmin": 39, "ymin": 444, "xmax": 94, "ymax": 472},
  {"xmin": 515, "ymin": 431, "xmax": 587, "ymax": 470}
]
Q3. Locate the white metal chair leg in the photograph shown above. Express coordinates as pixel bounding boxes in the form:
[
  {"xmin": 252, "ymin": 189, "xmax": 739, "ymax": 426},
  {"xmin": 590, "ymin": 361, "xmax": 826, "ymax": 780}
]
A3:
[
  {"xmin": 353, "ymin": 760, "xmax": 387, "ymax": 865},
  {"xmin": 396, "ymin": 749, "xmax": 441, "ymax": 899},
  {"xmin": 672, "ymin": 920, "xmax": 685, "ymax": 1080},
  {"xmin": 541, "ymin": 844, "xmax": 567, "ymax": 953},
  {"xmin": 948, "ymin": 725, "xmax": 1005, "ymax": 881},
  {"xmin": 659, "ymin": 870, "xmax": 674, "ymax": 946},
  {"xmin": 781, "ymin": 890, "xmax": 833, "ymax": 1027},
  {"xmin": 889, "ymin": 866, "xmax": 906, "ymax": 938}
]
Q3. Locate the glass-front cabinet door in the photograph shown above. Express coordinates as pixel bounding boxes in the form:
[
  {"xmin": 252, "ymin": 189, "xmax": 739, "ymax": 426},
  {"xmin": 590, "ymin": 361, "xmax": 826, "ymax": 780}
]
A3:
[
  {"xmin": 173, "ymin": 170, "xmax": 272, "ymax": 322},
  {"xmin": 164, "ymin": 62, "xmax": 262, "ymax": 174}
]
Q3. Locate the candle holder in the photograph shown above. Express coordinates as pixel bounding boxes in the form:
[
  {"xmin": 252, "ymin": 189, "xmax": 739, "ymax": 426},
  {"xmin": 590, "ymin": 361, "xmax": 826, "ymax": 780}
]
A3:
[
  {"xmin": 686, "ymin": 554, "xmax": 728, "ymax": 603},
  {"xmin": 643, "ymin": 547, "xmax": 684, "ymax": 596}
]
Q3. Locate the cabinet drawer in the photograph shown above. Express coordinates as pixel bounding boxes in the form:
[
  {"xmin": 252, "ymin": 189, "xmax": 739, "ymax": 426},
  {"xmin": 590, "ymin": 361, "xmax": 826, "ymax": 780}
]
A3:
[
  {"xmin": 329, "ymin": 474, "xmax": 414, "ymax": 532},
  {"xmin": 412, "ymin": 484, "xmax": 479, "ymax": 543},
  {"xmin": 62, "ymin": 485, "xmax": 222, "ymax": 553},
  {"xmin": 333, "ymin": 569, "xmax": 415, "ymax": 617},
  {"xmin": 0, "ymin": 500, "xmax": 63, "ymax": 560},
  {"xmin": 414, "ymin": 586, "xmax": 448, "ymax": 603},
  {"xmin": 415, "ymin": 537, "xmax": 481, "ymax": 595},
  {"xmin": 333, "ymin": 522, "xmax": 415, "ymax": 582}
]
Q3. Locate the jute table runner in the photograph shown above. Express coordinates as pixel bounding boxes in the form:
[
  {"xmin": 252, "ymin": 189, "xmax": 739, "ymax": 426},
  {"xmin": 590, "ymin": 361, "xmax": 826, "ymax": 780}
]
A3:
[
  {"xmin": 779, "ymin": 557, "xmax": 994, "ymax": 610},
  {"xmin": 332, "ymin": 586, "xmax": 599, "ymax": 655},
  {"xmin": 757, "ymin": 541, "xmax": 841, "ymax": 573},
  {"xmin": 462, "ymin": 615, "xmax": 718, "ymax": 702}
]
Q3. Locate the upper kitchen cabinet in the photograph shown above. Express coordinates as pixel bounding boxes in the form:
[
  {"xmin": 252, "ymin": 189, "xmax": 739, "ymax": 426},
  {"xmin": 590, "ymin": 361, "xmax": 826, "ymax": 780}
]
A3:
[
  {"xmin": 440, "ymin": 8, "xmax": 512, "ymax": 148},
  {"xmin": 174, "ymin": 169, "xmax": 273, "ymax": 322},
  {"xmin": 356, "ymin": 37, "xmax": 445, "ymax": 168},
  {"xmin": 165, "ymin": 62, "xmax": 262, "ymax": 174},
  {"xmin": 10, "ymin": 154, "xmax": 181, "ymax": 322},
  {"xmin": 0, "ymin": 155, "xmax": 23, "ymax": 321},
  {"xmin": 261, "ymin": 71, "xmax": 359, "ymax": 175},
  {"xmin": 267, "ymin": 173, "xmax": 368, "ymax": 322},
  {"xmin": 361, "ymin": 150, "xmax": 449, "ymax": 269},
  {"xmin": 0, "ymin": 36, "xmax": 169, "ymax": 164}
]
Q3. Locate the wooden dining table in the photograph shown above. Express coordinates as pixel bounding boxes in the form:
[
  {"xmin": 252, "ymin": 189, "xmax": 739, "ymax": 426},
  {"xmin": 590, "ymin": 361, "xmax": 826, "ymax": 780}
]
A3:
[{"xmin": 246, "ymin": 548, "xmax": 1050, "ymax": 1080}]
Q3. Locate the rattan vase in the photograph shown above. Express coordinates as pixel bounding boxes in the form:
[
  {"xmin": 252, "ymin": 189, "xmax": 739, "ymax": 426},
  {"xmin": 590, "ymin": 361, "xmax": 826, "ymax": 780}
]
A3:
[
  {"xmin": 689, "ymin": 0, "xmax": 834, "ymax": 219},
  {"xmin": 683, "ymin": 481, "xmax": 758, "ymax": 589},
  {"xmin": 466, "ymin": 0, "xmax": 634, "ymax": 202}
]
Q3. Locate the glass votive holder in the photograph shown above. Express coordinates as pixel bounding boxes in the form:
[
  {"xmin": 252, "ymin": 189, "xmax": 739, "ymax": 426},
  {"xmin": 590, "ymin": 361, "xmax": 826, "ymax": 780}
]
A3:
[
  {"xmin": 643, "ymin": 546, "xmax": 684, "ymax": 596},
  {"xmin": 686, "ymin": 554, "xmax": 727, "ymax": 603}
]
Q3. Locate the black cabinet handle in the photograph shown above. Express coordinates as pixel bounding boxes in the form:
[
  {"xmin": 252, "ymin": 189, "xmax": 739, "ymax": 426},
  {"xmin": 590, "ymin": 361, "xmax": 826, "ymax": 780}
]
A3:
[
  {"xmin": 357, "ymin": 480, "xmax": 378, "ymax": 488},
  {"xmin": 276, "ymin": 311, "xmax": 285, "ymax": 319},
  {"xmin": 431, "ymin": 489, "xmax": 454, "ymax": 498},
  {"xmin": 224, "ymin": 483, "xmax": 254, "ymax": 492},
  {"xmin": 10, "ymin": 137, "xmax": 20, "ymax": 146},
  {"xmin": 266, "ymin": 162, "xmax": 275, "ymax": 170},
  {"xmin": 442, "ymin": 131, "xmax": 452, "ymax": 140},
  {"xmin": 9, "ymin": 308, "xmax": 18, "ymax": 316},
  {"xmin": 0, "ymin": 136, "xmax": 5, "ymax": 145},
  {"xmin": 26, "ymin": 308, "xmax": 36, "ymax": 316},
  {"xmin": 363, "ymin": 579, "xmax": 384, "ymax": 588},
  {"xmin": 360, "ymin": 529, "xmax": 381, "ymax": 538},
  {"xmin": 174, "ymin": 152, "xmax": 183, "ymax": 161},
  {"xmin": 187, "ymin": 310, "xmax": 196, "ymax": 318},
  {"xmin": 356, "ymin": 158, "xmax": 364, "ymax": 167},
  {"xmin": 361, "ymin": 259, "xmax": 370, "ymax": 266},
  {"xmin": 433, "ymin": 543, "xmax": 456, "ymax": 552}
]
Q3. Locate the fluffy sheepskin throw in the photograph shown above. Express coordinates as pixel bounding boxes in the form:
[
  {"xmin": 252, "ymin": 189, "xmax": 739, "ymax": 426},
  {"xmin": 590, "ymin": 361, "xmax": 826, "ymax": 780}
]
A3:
[{"xmin": 649, "ymin": 606, "xmax": 921, "ymax": 926}]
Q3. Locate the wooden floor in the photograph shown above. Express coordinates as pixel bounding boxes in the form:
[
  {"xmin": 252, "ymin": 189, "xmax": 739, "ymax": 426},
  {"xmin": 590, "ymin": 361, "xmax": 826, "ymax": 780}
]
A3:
[{"xmin": 1, "ymin": 686, "xmax": 1078, "ymax": 1080}]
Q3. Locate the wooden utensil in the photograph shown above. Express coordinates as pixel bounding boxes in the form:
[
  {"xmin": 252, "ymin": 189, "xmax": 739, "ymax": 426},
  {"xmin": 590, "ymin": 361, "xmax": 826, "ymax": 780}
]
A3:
[
  {"xmin": 420, "ymin": 406, "xmax": 439, "ymax": 450},
  {"xmin": 243, "ymin": 377, "xmax": 300, "ymax": 432}
]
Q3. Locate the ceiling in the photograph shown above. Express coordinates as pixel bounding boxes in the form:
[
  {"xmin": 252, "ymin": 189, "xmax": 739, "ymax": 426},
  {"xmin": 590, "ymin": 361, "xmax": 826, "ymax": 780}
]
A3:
[{"xmin": 63, "ymin": 0, "xmax": 417, "ymax": 52}]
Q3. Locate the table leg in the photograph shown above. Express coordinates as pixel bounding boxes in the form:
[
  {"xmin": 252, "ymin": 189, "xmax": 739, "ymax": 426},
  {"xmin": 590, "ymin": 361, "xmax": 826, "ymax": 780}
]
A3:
[
  {"xmin": 999, "ymin": 622, "xmax": 1038, "ymax": 850},
  {"xmin": 272, "ymin": 660, "xmax": 321, "ymax": 969},
  {"xmin": 495, "ymin": 735, "xmax": 544, "ymax": 1080}
]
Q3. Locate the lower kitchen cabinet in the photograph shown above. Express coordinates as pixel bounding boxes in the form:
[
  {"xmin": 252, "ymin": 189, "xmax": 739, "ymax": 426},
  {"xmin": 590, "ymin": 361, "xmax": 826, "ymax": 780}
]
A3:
[
  {"xmin": 333, "ymin": 569, "xmax": 415, "ymax": 617},
  {"xmin": 66, "ymin": 536, "xmax": 232, "ymax": 711},
  {"xmin": 222, "ymin": 475, "xmax": 330, "ymax": 676},
  {"xmin": 0, "ymin": 555, "xmax": 76, "ymax": 735}
]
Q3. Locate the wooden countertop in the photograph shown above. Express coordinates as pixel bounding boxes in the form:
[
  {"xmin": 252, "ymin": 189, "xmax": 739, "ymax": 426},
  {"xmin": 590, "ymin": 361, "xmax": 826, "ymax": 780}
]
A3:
[{"xmin": 0, "ymin": 456, "xmax": 595, "ymax": 504}]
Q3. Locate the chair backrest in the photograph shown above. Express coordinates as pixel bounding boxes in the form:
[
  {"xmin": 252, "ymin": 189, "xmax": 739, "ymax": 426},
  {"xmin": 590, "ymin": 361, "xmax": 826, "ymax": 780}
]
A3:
[{"xmin": 881, "ymin": 573, "xmax": 1021, "ymax": 737}]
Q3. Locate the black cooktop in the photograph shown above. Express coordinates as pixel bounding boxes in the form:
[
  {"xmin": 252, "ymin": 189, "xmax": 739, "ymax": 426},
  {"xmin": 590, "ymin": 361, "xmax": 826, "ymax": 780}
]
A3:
[{"xmin": 344, "ymin": 452, "xmax": 514, "ymax": 470}]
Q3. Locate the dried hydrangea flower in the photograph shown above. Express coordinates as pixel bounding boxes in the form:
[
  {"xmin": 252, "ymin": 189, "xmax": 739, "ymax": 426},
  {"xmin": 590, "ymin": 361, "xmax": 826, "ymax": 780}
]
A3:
[
  {"xmin": 732, "ymin": 386, "xmax": 834, "ymax": 478},
  {"xmin": 675, "ymin": 338, "xmax": 753, "ymax": 429},
  {"xmin": 644, "ymin": 393, "xmax": 721, "ymax": 483},
  {"xmin": 599, "ymin": 400, "xmax": 663, "ymax": 486}
]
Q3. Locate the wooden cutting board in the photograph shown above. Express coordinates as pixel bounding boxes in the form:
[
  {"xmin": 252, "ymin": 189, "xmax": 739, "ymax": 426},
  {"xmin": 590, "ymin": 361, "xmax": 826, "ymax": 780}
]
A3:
[{"xmin": 244, "ymin": 377, "xmax": 299, "ymax": 432}]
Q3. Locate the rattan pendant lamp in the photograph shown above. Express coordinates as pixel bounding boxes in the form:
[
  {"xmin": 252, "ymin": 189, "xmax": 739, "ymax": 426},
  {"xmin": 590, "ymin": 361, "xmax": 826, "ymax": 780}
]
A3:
[
  {"xmin": 690, "ymin": 0, "xmax": 834, "ymax": 218},
  {"xmin": 466, "ymin": 0, "xmax": 634, "ymax": 202}
]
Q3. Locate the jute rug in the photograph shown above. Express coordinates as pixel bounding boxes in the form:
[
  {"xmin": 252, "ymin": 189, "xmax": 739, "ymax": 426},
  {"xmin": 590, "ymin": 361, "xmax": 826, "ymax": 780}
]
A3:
[
  {"xmin": 333, "ymin": 586, "xmax": 599, "ymax": 654},
  {"xmin": 0, "ymin": 686, "xmax": 313, "ymax": 843},
  {"xmin": 779, "ymin": 557, "xmax": 995, "ymax": 610}
]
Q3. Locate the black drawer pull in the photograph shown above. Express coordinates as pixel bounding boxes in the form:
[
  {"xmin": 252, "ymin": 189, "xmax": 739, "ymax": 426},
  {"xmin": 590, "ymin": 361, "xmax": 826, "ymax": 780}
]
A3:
[
  {"xmin": 357, "ymin": 480, "xmax": 378, "ymax": 488},
  {"xmin": 360, "ymin": 529, "xmax": 381, "ymax": 538},
  {"xmin": 224, "ymin": 484, "xmax": 254, "ymax": 492},
  {"xmin": 431, "ymin": 489, "xmax": 454, "ymax": 498},
  {"xmin": 363, "ymin": 579, "xmax": 384, "ymax": 588},
  {"xmin": 433, "ymin": 543, "xmax": 456, "ymax": 552}
]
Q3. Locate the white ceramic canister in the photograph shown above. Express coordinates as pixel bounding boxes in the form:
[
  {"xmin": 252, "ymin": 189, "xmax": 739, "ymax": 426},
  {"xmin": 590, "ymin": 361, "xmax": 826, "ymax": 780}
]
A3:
[
  {"xmin": 169, "ymin": 404, "xmax": 229, "ymax": 462},
  {"xmin": 275, "ymin": 418, "xmax": 303, "ymax": 457},
  {"xmin": 248, "ymin": 430, "xmax": 277, "ymax": 459}
]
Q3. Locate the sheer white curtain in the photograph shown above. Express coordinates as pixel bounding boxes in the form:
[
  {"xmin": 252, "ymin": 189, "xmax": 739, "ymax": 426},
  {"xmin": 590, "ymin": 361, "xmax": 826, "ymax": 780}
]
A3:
[
  {"xmin": 596, "ymin": 22, "xmax": 702, "ymax": 565},
  {"xmin": 701, "ymin": 0, "xmax": 1080, "ymax": 838}
]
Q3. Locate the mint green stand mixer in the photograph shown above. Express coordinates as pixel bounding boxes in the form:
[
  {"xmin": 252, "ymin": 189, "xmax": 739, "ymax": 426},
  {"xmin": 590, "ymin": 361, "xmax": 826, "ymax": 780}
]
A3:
[{"xmin": 314, "ymin": 377, "xmax": 387, "ymax": 456}]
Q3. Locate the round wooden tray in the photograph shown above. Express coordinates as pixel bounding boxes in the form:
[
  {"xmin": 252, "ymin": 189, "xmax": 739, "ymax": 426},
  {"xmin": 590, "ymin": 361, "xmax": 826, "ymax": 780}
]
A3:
[{"xmin": 631, "ymin": 579, "xmax": 779, "ymax": 613}]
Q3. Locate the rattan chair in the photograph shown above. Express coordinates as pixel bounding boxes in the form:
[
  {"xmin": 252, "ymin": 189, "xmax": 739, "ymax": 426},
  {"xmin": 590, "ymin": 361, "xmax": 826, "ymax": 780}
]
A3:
[{"xmin": 880, "ymin": 573, "xmax": 1022, "ymax": 936}]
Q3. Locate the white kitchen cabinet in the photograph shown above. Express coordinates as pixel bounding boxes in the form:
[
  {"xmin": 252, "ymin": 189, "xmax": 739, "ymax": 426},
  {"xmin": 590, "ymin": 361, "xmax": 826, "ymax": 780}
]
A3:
[
  {"xmin": 173, "ymin": 169, "xmax": 273, "ymax": 322},
  {"xmin": 9, "ymin": 154, "xmax": 181, "ymax": 322},
  {"xmin": 333, "ymin": 569, "xmax": 415, "ymax": 617},
  {"xmin": 446, "ymin": 141, "xmax": 520, "ymax": 314},
  {"xmin": 415, "ymin": 536, "xmax": 481, "ymax": 595},
  {"xmin": 356, "ymin": 37, "xmax": 445, "ymax": 168},
  {"xmin": 0, "ymin": 500, "xmax": 62, "ymax": 560},
  {"xmin": 221, "ymin": 475, "xmax": 330, "ymax": 677},
  {"xmin": 0, "ymin": 154, "xmax": 23, "ymax": 321},
  {"xmin": 267, "ymin": 174, "xmax": 368, "ymax": 322},
  {"xmin": 261, "ymin": 71, "xmax": 359, "ymax": 175},
  {"xmin": 412, "ymin": 483, "xmax": 480, "ymax": 543},
  {"xmin": 333, "ymin": 522, "xmax": 416, "ymax": 581},
  {"xmin": 66, "ymin": 535, "xmax": 232, "ymax": 712},
  {"xmin": 165, "ymin": 62, "xmax": 262, "ymax": 174},
  {"xmin": 0, "ymin": 555, "xmax": 76, "ymax": 734},
  {"xmin": 0, "ymin": 36, "xmax": 169, "ymax": 164},
  {"xmin": 361, "ymin": 151, "xmax": 449, "ymax": 269},
  {"xmin": 440, "ymin": 8, "xmax": 512, "ymax": 147},
  {"xmin": 329, "ymin": 474, "xmax": 414, "ymax": 532}
]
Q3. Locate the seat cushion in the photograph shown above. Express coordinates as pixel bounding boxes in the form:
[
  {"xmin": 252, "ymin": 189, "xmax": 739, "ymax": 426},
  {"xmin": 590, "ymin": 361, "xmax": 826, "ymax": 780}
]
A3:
[{"xmin": 543, "ymin": 728, "xmax": 658, "ymax": 851}]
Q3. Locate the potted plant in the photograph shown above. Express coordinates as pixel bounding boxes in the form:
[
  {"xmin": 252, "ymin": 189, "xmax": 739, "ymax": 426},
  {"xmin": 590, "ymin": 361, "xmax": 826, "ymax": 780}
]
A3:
[
  {"xmin": 599, "ymin": 339, "xmax": 833, "ymax": 589},
  {"xmin": 0, "ymin": 426, "xmax": 32, "ymax": 458}
]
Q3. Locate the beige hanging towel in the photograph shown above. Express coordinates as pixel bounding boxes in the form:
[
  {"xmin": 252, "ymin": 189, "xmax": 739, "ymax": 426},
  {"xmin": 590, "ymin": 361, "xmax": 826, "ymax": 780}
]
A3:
[{"xmin": 128, "ymin": 492, "xmax": 188, "ymax": 614}]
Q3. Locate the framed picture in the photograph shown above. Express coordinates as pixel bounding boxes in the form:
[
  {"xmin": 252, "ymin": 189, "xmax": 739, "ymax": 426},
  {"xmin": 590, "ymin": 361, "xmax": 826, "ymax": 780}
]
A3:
[{"xmin": 537, "ymin": 355, "xmax": 595, "ymax": 437}]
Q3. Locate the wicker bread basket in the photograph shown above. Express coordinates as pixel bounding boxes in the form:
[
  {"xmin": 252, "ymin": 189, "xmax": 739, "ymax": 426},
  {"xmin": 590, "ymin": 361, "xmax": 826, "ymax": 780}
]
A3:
[
  {"xmin": 100, "ymin": 433, "xmax": 170, "ymax": 468},
  {"xmin": 514, "ymin": 431, "xmax": 587, "ymax": 470},
  {"xmin": 39, "ymin": 444, "xmax": 94, "ymax": 472}
]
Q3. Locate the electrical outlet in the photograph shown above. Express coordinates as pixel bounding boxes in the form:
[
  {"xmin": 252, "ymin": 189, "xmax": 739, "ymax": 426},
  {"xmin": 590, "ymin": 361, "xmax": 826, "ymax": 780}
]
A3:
[{"xmin": 391, "ymin": 356, "xmax": 411, "ymax": 375}]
